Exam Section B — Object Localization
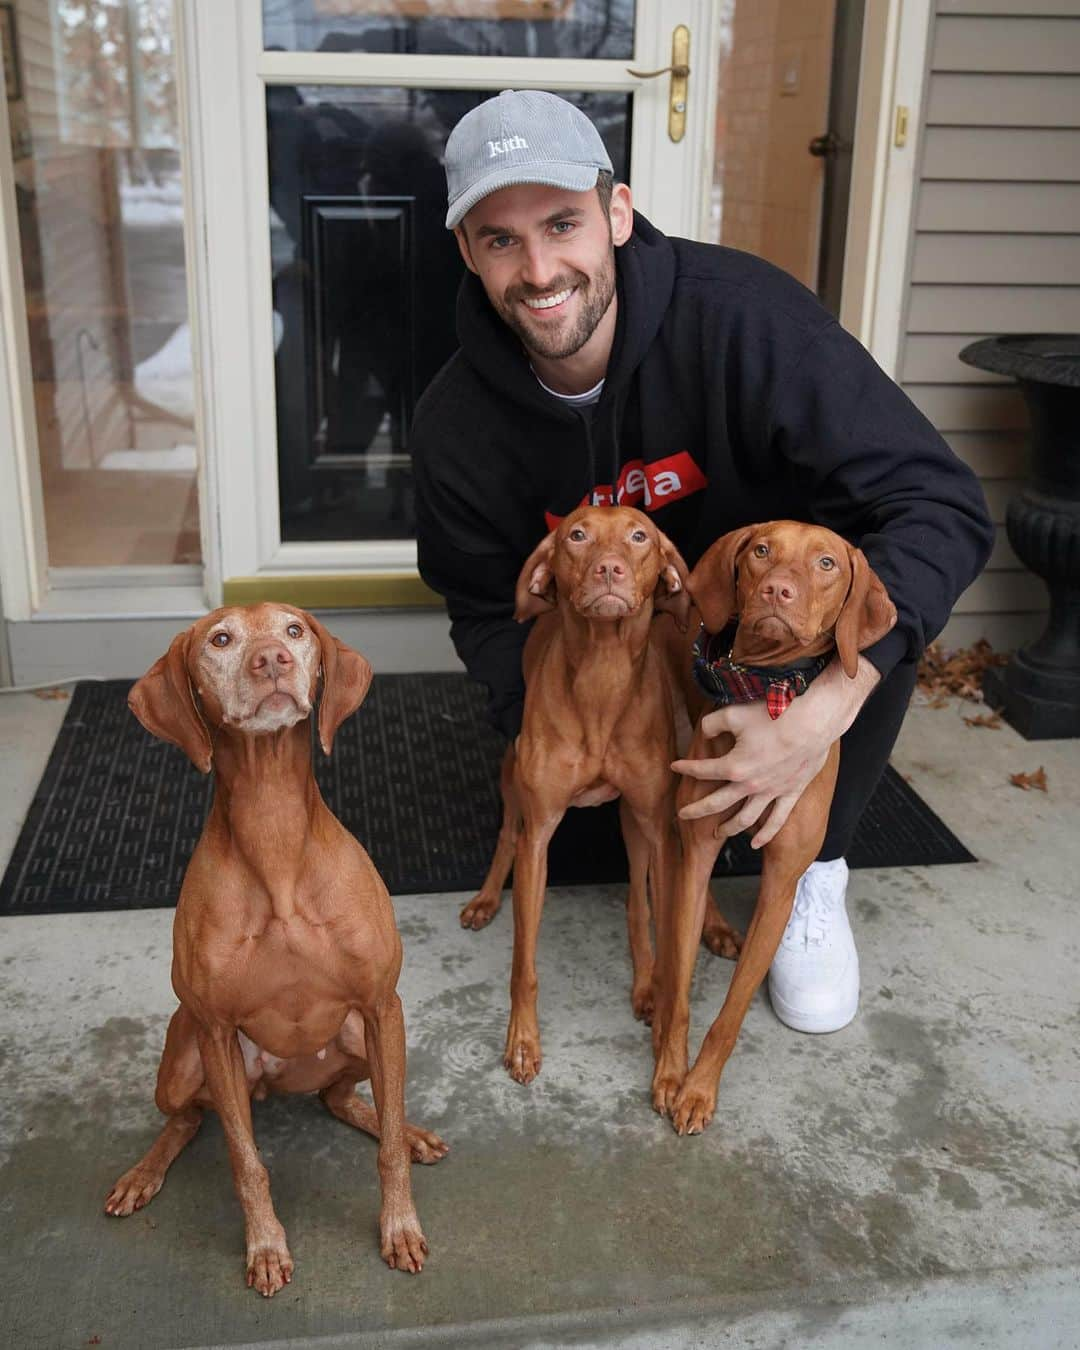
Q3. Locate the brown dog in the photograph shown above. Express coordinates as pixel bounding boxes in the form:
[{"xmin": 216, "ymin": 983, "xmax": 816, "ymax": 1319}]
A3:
[
  {"xmin": 463, "ymin": 505, "xmax": 743, "ymax": 1085},
  {"xmin": 652, "ymin": 521, "xmax": 896, "ymax": 1133},
  {"xmin": 104, "ymin": 604, "xmax": 446, "ymax": 1296}
]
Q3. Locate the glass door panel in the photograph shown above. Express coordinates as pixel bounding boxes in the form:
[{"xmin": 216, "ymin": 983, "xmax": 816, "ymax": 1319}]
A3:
[
  {"xmin": 267, "ymin": 84, "xmax": 631, "ymax": 544},
  {"xmin": 263, "ymin": 0, "xmax": 635, "ymax": 60},
  {"xmin": 5, "ymin": 0, "xmax": 199, "ymax": 569}
]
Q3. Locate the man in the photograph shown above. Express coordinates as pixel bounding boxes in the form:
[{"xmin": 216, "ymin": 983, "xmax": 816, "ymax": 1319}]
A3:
[{"xmin": 411, "ymin": 90, "xmax": 993, "ymax": 1035}]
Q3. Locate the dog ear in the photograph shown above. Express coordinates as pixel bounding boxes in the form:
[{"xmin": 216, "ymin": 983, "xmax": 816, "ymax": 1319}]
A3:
[
  {"xmin": 306, "ymin": 613, "xmax": 374, "ymax": 755},
  {"xmin": 514, "ymin": 531, "xmax": 558, "ymax": 622},
  {"xmin": 834, "ymin": 546, "xmax": 897, "ymax": 678},
  {"xmin": 652, "ymin": 530, "xmax": 692, "ymax": 631},
  {"xmin": 128, "ymin": 629, "xmax": 213, "ymax": 774},
  {"xmin": 686, "ymin": 525, "xmax": 757, "ymax": 634}
]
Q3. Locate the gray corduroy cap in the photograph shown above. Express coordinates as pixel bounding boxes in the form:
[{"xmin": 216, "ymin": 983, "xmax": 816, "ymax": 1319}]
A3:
[{"xmin": 444, "ymin": 90, "xmax": 613, "ymax": 230}]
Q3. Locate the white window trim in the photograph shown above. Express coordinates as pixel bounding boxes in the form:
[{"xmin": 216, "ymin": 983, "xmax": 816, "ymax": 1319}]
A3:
[{"xmin": 0, "ymin": 62, "xmax": 47, "ymax": 622}]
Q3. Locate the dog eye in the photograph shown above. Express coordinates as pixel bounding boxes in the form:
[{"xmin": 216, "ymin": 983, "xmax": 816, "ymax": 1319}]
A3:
[
  {"xmin": 210, "ymin": 632, "xmax": 230, "ymax": 648},
  {"xmin": 630, "ymin": 530, "xmax": 647, "ymax": 543},
  {"xmin": 286, "ymin": 622, "xmax": 303, "ymax": 638},
  {"xmin": 568, "ymin": 528, "xmax": 587, "ymax": 542},
  {"xmin": 820, "ymin": 556, "xmax": 836, "ymax": 570},
  {"xmin": 753, "ymin": 544, "xmax": 769, "ymax": 558}
]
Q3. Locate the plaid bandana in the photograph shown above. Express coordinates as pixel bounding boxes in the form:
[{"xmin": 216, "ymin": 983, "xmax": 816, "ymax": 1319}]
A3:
[{"xmin": 692, "ymin": 623, "xmax": 832, "ymax": 720}]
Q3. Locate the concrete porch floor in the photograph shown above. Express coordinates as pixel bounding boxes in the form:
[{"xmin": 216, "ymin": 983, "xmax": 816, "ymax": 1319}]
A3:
[{"xmin": 1, "ymin": 689, "xmax": 1078, "ymax": 1349}]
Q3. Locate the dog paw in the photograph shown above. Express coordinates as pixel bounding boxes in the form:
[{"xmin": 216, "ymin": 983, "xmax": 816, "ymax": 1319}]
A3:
[
  {"xmin": 381, "ymin": 1210, "xmax": 429, "ymax": 1273},
  {"xmin": 246, "ymin": 1233, "xmax": 294, "ymax": 1297},
  {"xmin": 104, "ymin": 1165, "xmax": 164, "ymax": 1217},
  {"xmin": 650, "ymin": 1065, "xmax": 685, "ymax": 1118},
  {"xmin": 701, "ymin": 912, "xmax": 743, "ymax": 960},
  {"xmin": 407, "ymin": 1124, "xmax": 449, "ymax": 1165},
  {"xmin": 671, "ymin": 1076, "xmax": 717, "ymax": 1137},
  {"xmin": 459, "ymin": 893, "xmax": 501, "ymax": 929},
  {"xmin": 503, "ymin": 1023, "xmax": 542, "ymax": 1085},
  {"xmin": 631, "ymin": 981, "xmax": 655, "ymax": 1025}
]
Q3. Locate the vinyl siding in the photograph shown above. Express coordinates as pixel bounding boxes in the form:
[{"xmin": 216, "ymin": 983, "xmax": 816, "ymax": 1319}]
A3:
[{"xmin": 899, "ymin": 1, "xmax": 1080, "ymax": 651}]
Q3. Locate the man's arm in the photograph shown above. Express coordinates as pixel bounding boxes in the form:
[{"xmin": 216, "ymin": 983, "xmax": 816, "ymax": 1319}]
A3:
[
  {"xmin": 412, "ymin": 396, "xmax": 530, "ymax": 742},
  {"xmin": 673, "ymin": 656, "xmax": 880, "ymax": 847}
]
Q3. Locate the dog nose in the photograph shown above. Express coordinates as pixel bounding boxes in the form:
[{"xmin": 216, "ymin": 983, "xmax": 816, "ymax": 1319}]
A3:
[
  {"xmin": 249, "ymin": 642, "xmax": 293, "ymax": 676},
  {"xmin": 594, "ymin": 554, "xmax": 627, "ymax": 584},
  {"xmin": 760, "ymin": 574, "xmax": 798, "ymax": 605}
]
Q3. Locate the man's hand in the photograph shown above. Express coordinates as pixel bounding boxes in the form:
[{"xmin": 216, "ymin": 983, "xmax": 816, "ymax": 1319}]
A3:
[{"xmin": 671, "ymin": 656, "xmax": 881, "ymax": 849}]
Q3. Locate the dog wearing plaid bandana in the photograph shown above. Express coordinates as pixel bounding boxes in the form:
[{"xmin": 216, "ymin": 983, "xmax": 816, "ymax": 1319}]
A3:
[{"xmin": 652, "ymin": 520, "xmax": 896, "ymax": 1136}]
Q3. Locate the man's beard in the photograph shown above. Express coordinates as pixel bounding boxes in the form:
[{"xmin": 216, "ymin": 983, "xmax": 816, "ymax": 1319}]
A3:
[{"xmin": 495, "ymin": 250, "xmax": 616, "ymax": 362}]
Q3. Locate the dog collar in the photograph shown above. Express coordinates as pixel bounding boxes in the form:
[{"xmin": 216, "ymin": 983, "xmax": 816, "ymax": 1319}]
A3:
[{"xmin": 692, "ymin": 623, "xmax": 832, "ymax": 720}]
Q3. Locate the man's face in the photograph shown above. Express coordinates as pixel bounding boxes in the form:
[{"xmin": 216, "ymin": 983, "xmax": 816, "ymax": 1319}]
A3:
[{"xmin": 456, "ymin": 180, "xmax": 633, "ymax": 362}]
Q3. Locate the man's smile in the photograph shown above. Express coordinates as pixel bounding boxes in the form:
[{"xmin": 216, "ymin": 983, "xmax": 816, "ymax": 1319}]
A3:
[{"xmin": 521, "ymin": 286, "xmax": 576, "ymax": 313}]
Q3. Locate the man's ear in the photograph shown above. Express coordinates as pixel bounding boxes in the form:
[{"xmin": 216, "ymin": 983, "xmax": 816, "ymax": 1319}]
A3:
[
  {"xmin": 686, "ymin": 526, "xmax": 758, "ymax": 635},
  {"xmin": 128, "ymin": 629, "xmax": 213, "ymax": 773},
  {"xmin": 454, "ymin": 224, "xmax": 479, "ymax": 275},
  {"xmin": 652, "ymin": 530, "xmax": 692, "ymax": 631},
  {"xmin": 834, "ymin": 546, "xmax": 897, "ymax": 678},
  {"xmin": 514, "ymin": 531, "xmax": 558, "ymax": 621},
  {"xmin": 304, "ymin": 612, "xmax": 374, "ymax": 755},
  {"xmin": 609, "ymin": 181, "xmax": 633, "ymax": 246}
]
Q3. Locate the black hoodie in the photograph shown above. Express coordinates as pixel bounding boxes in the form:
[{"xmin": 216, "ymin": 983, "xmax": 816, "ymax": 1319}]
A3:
[{"xmin": 412, "ymin": 213, "xmax": 994, "ymax": 740}]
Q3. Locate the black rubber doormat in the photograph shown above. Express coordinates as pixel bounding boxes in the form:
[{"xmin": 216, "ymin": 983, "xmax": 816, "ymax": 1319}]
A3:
[{"xmin": 0, "ymin": 675, "xmax": 973, "ymax": 916}]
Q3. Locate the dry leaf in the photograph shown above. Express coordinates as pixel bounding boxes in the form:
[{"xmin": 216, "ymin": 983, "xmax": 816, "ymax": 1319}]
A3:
[
  {"xmin": 963, "ymin": 711, "xmax": 1003, "ymax": 729},
  {"xmin": 32, "ymin": 687, "xmax": 70, "ymax": 701},
  {"xmin": 917, "ymin": 639, "xmax": 1008, "ymax": 706},
  {"xmin": 1009, "ymin": 767, "xmax": 1048, "ymax": 792}
]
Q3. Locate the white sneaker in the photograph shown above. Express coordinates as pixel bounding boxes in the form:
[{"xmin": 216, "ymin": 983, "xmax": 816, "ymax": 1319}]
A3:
[{"xmin": 768, "ymin": 857, "xmax": 859, "ymax": 1034}]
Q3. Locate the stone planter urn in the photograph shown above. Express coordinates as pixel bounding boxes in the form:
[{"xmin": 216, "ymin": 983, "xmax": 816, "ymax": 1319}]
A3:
[{"xmin": 959, "ymin": 334, "xmax": 1080, "ymax": 739}]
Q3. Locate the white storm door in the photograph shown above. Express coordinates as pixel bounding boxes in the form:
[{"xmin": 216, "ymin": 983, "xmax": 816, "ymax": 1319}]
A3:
[{"xmin": 183, "ymin": 0, "xmax": 719, "ymax": 605}]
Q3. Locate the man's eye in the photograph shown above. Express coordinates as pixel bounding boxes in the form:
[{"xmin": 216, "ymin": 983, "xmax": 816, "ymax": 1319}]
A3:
[
  {"xmin": 286, "ymin": 622, "xmax": 303, "ymax": 638},
  {"xmin": 489, "ymin": 235, "xmax": 513, "ymax": 250},
  {"xmin": 754, "ymin": 544, "xmax": 769, "ymax": 558},
  {"xmin": 211, "ymin": 632, "xmax": 230, "ymax": 648},
  {"xmin": 820, "ymin": 556, "xmax": 836, "ymax": 570},
  {"xmin": 551, "ymin": 220, "xmax": 574, "ymax": 235},
  {"xmin": 569, "ymin": 528, "xmax": 587, "ymax": 542}
]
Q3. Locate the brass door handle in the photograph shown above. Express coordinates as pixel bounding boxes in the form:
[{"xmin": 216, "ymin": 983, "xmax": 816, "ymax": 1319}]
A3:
[
  {"xmin": 626, "ymin": 25, "xmax": 690, "ymax": 143},
  {"xmin": 626, "ymin": 63, "xmax": 690, "ymax": 80}
]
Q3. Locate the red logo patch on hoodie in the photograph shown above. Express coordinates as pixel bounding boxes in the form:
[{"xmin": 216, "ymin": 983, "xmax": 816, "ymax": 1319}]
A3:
[{"xmin": 544, "ymin": 451, "xmax": 706, "ymax": 531}]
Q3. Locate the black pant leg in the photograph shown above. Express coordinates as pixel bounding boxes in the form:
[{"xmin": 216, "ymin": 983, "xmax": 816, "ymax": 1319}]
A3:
[{"xmin": 819, "ymin": 658, "xmax": 919, "ymax": 862}]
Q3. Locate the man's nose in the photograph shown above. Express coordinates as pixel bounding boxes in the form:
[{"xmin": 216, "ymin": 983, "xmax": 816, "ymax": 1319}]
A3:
[
  {"xmin": 519, "ymin": 238, "xmax": 561, "ymax": 291},
  {"xmin": 249, "ymin": 641, "xmax": 293, "ymax": 677},
  {"xmin": 760, "ymin": 571, "xmax": 798, "ymax": 605}
]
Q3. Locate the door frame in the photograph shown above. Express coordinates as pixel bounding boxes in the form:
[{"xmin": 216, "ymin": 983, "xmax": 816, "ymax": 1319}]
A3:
[{"xmin": 840, "ymin": 0, "xmax": 935, "ymax": 373}]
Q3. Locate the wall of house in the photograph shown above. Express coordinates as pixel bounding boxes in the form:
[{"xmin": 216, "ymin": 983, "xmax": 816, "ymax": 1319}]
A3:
[{"xmin": 900, "ymin": 0, "xmax": 1080, "ymax": 651}]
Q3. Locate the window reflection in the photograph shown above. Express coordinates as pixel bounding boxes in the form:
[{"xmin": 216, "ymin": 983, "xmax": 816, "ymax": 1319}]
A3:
[
  {"xmin": 263, "ymin": 0, "xmax": 635, "ymax": 61},
  {"xmin": 5, "ymin": 0, "xmax": 199, "ymax": 569},
  {"xmin": 268, "ymin": 86, "xmax": 630, "ymax": 543}
]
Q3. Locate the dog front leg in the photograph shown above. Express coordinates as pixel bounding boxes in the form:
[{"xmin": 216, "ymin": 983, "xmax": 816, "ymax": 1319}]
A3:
[
  {"xmin": 504, "ymin": 804, "xmax": 561, "ymax": 1084},
  {"xmin": 651, "ymin": 819, "xmax": 718, "ymax": 1116},
  {"xmin": 671, "ymin": 763, "xmax": 837, "ymax": 1136},
  {"xmin": 619, "ymin": 799, "xmax": 656, "ymax": 1023},
  {"xmin": 196, "ymin": 1023, "xmax": 293, "ymax": 1297},
  {"xmin": 461, "ymin": 744, "xmax": 519, "ymax": 930},
  {"xmin": 669, "ymin": 850, "xmax": 804, "ymax": 1136},
  {"xmin": 363, "ymin": 993, "xmax": 429, "ymax": 1273}
]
